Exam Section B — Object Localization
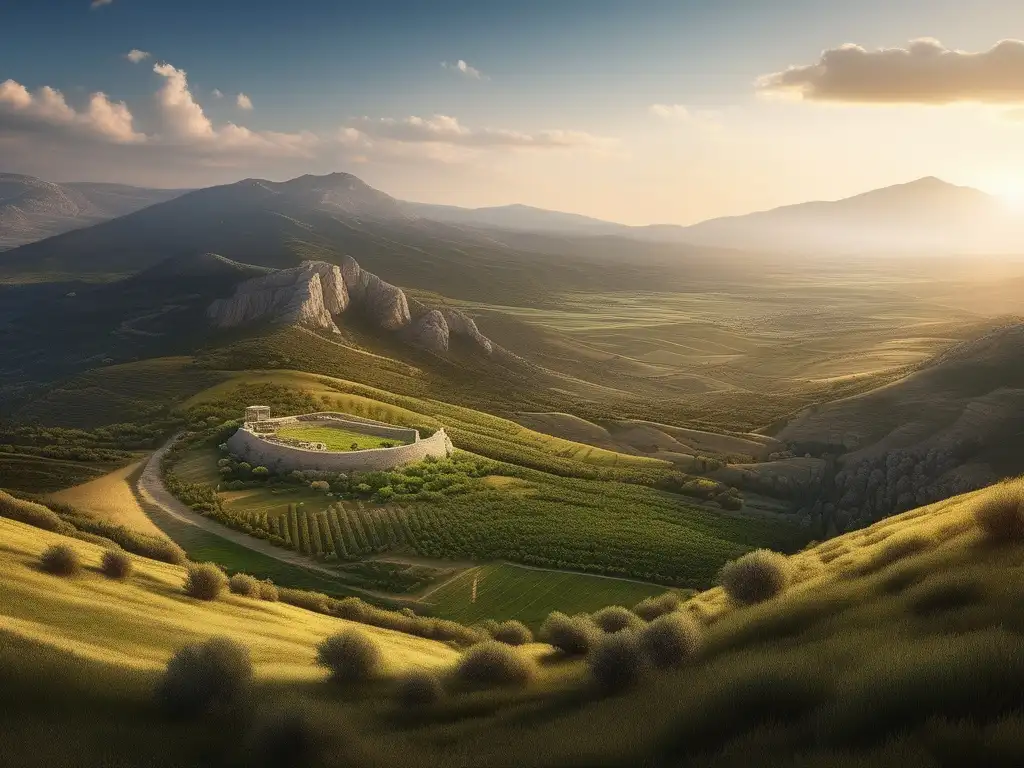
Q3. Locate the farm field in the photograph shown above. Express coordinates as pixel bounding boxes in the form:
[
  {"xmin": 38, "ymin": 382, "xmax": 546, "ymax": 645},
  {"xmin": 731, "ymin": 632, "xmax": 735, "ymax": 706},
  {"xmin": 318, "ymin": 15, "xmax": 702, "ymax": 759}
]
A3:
[
  {"xmin": 422, "ymin": 563, "xmax": 671, "ymax": 627},
  {"xmin": 46, "ymin": 461, "xmax": 166, "ymax": 538},
  {"xmin": 275, "ymin": 423, "xmax": 410, "ymax": 450}
]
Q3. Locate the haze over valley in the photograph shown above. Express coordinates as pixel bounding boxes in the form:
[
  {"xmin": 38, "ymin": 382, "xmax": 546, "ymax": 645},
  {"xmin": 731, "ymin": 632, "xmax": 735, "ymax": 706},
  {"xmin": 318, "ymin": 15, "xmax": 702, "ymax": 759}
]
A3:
[{"xmin": 4, "ymin": 2, "xmax": 1024, "ymax": 767}]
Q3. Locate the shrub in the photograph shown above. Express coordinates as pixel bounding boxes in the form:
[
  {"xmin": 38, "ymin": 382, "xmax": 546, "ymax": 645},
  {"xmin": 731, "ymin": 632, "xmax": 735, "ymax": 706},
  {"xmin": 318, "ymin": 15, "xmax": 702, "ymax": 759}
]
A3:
[
  {"xmin": 157, "ymin": 637, "xmax": 253, "ymax": 719},
  {"xmin": 350, "ymin": 443, "xmax": 359, "ymax": 451},
  {"xmin": 539, "ymin": 611, "xmax": 601, "ymax": 656},
  {"xmin": 975, "ymin": 487, "xmax": 1024, "ymax": 543},
  {"xmin": 453, "ymin": 641, "xmax": 536, "ymax": 689},
  {"xmin": 491, "ymin": 619, "xmax": 533, "ymax": 646},
  {"xmin": 257, "ymin": 579, "xmax": 279, "ymax": 602},
  {"xmin": 280, "ymin": 587, "xmax": 330, "ymax": 614},
  {"xmin": 252, "ymin": 466, "xmax": 270, "ymax": 478},
  {"xmin": 100, "ymin": 549, "xmax": 133, "ymax": 580},
  {"xmin": 394, "ymin": 670, "xmax": 445, "ymax": 709},
  {"xmin": 588, "ymin": 631, "xmax": 647, "ymax": 693},
  {"xmin": 639, "ymin": 612, "xmax": 702, "ymax": 667},
  {"xmin": 634, "ymin": 592, "xmax": 682, "ymax": 621},
  {"xmin": 0, "ymin": 492, "xmax": 73, "ymax": 534},
  {"xmin": 229, "ymin": 573, "xmax": 260, "ymax": 598},
  {"xmin": 310, "ymin": 481, "xmax": 330, "ymax": 492},
  {"xmin": 315, "ymin": 631, "xmax": 382, "ymax": 683},
  {"xmin": 720, "ymin": 549, "xmax": 792, "ymax": 605},
  {"xmin": 39, "ymin": 544, "xmax": 81, "ymax": 576},
  {"xmin": 184, "ymin": 562, "xmax": 228, "ymax": 601},
  {"xmin": 592, "ymin": 605, "xmax": 645, "ymax": 634},
  {"xmin": 243, "ymin": 704, "xmax": 333, "ymax": 768}
]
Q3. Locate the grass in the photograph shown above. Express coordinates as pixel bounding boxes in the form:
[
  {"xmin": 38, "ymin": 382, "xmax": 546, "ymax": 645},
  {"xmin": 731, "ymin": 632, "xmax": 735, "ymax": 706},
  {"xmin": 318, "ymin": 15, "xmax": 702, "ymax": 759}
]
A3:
[
  {"xmin": 46, "ymin": 460, "xmax": 167, "ymax": 538},
  {"xmin": 423, "ymin": 563, "xmax": 666, "ymax": 627},
  {"xmin": 275, "ymin": 424, "xmax": 410, "ymax": 451}
]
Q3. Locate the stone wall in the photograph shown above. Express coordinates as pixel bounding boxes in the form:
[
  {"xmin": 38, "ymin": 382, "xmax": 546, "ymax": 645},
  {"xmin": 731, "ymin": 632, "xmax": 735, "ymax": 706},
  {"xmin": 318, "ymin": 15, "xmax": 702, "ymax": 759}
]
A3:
[{"xmin": 226, "ymin": 421, "xmax": 453, "ymax": 473}]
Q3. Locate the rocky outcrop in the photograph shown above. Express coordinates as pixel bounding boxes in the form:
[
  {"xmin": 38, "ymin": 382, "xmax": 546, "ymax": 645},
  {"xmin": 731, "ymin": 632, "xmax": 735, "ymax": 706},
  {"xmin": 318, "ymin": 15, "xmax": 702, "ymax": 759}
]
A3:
[
  {"xmin": 207, "ymin": 263, "xmax": 340, "ymax": 332},
  {"xmin": 207, "ymin": 255, "xmax": 495, "ymax": 357},
  {"xmin": 442, "ymin": 308, "xmax": 494, "ymax": 354},
  {"xmin": 410, "ymin": 310, "xmax": 450, "ymax": 353}
]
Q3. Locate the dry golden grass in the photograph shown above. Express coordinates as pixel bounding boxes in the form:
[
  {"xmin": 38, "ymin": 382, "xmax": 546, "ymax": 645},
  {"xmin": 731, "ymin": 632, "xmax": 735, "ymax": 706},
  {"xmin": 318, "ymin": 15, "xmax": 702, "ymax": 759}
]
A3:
[
  {"xmin": 0, "ymin": 517, "xmax": 458, "ymax": 681},
  {"xmin": 47, "ymin": 462, "xmax": 166, "ymax": 538}
]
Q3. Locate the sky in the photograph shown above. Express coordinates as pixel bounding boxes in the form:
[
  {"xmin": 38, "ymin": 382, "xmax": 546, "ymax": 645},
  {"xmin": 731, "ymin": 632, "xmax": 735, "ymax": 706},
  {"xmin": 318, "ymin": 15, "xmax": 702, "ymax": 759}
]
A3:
[{"xmin": 3, "ymin": 0, "xmax": 1024, "ymax": 224}]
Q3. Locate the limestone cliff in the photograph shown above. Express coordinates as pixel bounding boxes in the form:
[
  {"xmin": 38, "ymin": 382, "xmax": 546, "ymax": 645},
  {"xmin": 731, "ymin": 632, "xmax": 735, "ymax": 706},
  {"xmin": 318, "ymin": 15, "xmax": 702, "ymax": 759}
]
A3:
[{"xmin": 207, "ymin": 255, "xmax": 495, "ymax": 357}]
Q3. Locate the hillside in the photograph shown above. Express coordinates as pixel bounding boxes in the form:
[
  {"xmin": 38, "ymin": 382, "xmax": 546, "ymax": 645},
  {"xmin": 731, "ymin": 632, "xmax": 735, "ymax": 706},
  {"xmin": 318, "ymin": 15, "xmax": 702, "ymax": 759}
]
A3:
[
  {"xmin": 0, "ymin": 173, "xmax": 186, "ymax": 250},
  {"xmin": 671, "ymin": 177, "xmax": 1019, "ymax": 255},
  {"xmin": 3, "ymin": 470, "xmax": 1022, "ymax": 767}
]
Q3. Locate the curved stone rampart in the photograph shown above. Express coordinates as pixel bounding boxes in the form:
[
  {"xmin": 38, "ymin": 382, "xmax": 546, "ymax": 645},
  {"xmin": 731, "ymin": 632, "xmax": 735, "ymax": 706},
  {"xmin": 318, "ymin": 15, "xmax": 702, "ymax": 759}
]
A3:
[{"xmin": 226, "ymin": 416, "xmax": 453, "ymax": 473}]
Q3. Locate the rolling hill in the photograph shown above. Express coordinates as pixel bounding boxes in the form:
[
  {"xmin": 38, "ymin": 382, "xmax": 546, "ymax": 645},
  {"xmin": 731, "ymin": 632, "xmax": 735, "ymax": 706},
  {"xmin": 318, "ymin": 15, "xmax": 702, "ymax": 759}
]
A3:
[{"xmin": 0, "ymin": 173, "xmax": 186, "ymax": 250}]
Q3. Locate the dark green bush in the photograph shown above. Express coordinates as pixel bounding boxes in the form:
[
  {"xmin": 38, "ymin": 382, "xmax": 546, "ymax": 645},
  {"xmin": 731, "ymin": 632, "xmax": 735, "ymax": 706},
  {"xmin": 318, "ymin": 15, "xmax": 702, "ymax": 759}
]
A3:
[
  {"xmin": 0, "ymin": 491, "xmax": 73, "ymax": 534},
  {"xmin": 639, "ymin": 612, "xmax": 702, "ymax": 667},
  {"xmin": 394, "ymin": 670, "xmax": 445, "ymax": 709},
  {"xmin": 976, "ymin": 487, "xmax": 1024, "ymax": 543},
  {"xmin": 588, "ymin": 630, "xmax": 647, "ymax": 693},
  {"xmin": 229, "ymin": 572, "xmax": 260, "ymax": 598},
  {"xmin": 592, "ymin": 605, "xmax": 645, "ymax": 634},
  {"xmin": 453, "ymin": 641, "xmax": 536, "ymax": 689},
  {"xmin": 157, "ymin": 637, "xmax": 253, "ymax": 719},
  {"xmin": 634, "ymin": 592, "xmax": 682, "ymax": 622},
  {"xmin": 491, "ymin": 619, "xmax": 533, "ymax": 646},
  {"xmin": 184, "ymin": 562, "xmax": 228, "ymax": 601},
  {"xmin": 258, "ymin": 579, "xmax": 279, "ymax": 602},
  {"xmin": 39, "ymin": 544, "xmax": 82, "ymax": 576},
  {"xmin": 315, "ymin": 631, "xmax": 382, "ymax": 683},
  {"xmin": 539, "ymin": 611, "xmax": 601, "ymax": 656},
  {"xmin": 100, "ymin": 549, "xmax": 133, "ymax": 580},
  {"xmin": 720, "ymin": 549, "xmax": 792, "ymax": 604}
]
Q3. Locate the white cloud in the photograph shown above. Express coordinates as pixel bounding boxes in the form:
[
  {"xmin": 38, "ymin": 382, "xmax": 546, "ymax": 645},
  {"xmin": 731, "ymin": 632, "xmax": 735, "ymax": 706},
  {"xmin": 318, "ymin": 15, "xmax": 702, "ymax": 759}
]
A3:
[
  {"xmin": 90, "ymin": 0, "xmax": 113, "ymax": 8},
  {"xmin": 153, "ymin": 62, "xmax": 215, "ymax": 140},
  {"xmin": 125, "ymin": 49, "xmax": 150, "ymax": 64},
  {"xmin": 0, "ymin": 79, "xmax": 144, "ymax": 144},
  {"xmin": 441, "ymin": 59, "xmax": 487, "ymax": 80},
  {"xmin": 650, "ymin": 104, "xmax": 693, "ymax": 120},
  {"xmin": 211, "ymin": 88, "xmax": 224, "ymax": 99},
  {"xmin": 236, "ymin": 93, "xmax": 253, "ymax": 110},
  {"xmin": 648, "ymin": 103, "xmax": 723, "ymax": 131},
  {"xmin": 344, "ymin": 114, "xmax": 608, "ymax": 149},
  {"xmin": 758, "ymin": 38, "xmax": 1024, "ymax": 104}
]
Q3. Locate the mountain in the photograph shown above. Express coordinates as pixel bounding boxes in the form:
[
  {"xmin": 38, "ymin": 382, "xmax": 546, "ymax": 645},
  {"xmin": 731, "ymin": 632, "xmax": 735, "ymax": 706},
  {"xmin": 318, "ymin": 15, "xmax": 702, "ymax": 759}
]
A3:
[
  {"xmin": 0, "ymin": 173, "xmax": 187, "ymax": 250},
  {"xmin": 399, "ymin": 200, "xmax": 630, "ymax": 237},
  {"xmin": 663, "ymin": 177, "xmax": 1019, "ymax": 254}
]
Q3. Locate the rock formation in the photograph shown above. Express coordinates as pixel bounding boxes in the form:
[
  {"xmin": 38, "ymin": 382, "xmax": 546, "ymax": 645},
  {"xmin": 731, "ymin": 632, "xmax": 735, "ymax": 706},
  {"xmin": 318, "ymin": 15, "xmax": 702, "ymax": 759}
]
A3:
[{"xmin": 206, "ymin": 256, "xmax": 495, "ymax": 357}]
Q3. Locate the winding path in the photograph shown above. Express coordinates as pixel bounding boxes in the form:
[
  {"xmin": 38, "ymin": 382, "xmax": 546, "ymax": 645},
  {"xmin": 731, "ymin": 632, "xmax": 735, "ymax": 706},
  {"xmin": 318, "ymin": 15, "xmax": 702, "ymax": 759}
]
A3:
[{"xmin": 135, "ymin": 436, "xmax": 349, "ymax": 580}]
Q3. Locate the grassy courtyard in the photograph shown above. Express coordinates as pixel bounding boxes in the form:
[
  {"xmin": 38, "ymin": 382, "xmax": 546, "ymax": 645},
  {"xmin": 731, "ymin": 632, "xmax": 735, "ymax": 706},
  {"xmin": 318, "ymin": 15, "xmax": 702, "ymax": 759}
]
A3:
[{"xmin": 273, "ymin": 424, "xmax": 410, "ymax": 451}]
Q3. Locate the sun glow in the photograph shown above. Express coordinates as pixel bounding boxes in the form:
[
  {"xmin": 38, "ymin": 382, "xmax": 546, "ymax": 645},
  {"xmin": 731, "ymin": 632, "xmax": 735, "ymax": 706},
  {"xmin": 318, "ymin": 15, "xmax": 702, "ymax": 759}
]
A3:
[{"xmin": 982, "ymin": 177, "xmax": 1024, "ymax": 211}]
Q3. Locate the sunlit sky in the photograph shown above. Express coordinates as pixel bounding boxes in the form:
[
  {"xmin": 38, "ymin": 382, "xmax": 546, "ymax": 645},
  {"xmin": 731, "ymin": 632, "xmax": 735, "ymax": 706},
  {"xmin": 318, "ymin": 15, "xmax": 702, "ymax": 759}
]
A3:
[{"xmin": 3, "ymin": 0, "xmax": 1024, "ymax": 224}]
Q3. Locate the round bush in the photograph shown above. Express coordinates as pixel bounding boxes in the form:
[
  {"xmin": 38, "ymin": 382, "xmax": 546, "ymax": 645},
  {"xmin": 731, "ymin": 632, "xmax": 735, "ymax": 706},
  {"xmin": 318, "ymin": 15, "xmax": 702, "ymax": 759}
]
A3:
[
  {"xmin": 539, "ymin": 611, "xmax": 601, "ymax": 656},
  {"xmin": 157, "ymin": 637, "xmax": 253, "ymax": 718},
  {"xmin": 587, "ymin": 631, "xmax": 647, "ymax": 693},
  {"xmin": 394, "ymin": 670, "xmax": 445, "ymax": 709},
  {"xmin": 639, "ymin": 612, "xmax": 702, "ymax": 668},
  {"xmin": 453, "ymin": 641, "xmax": 536, "ymax": 689},
  {"xmin": 592, "ymin": 605, "xmax": 645, "ymax": 634},
  {"xmin": 100, "ymin": 549, "xmax": 133, "ymax": 581},
  {"xmin": 183, "ymin": 562, "xmax": 228, "ymax": 601},
  {"xmin": 975, "ymin": 488, "xmax": 1024, "ymax": 543},
  {"xmin": 258, "ymin": 579, "xmax": 279, "ymax": 602},
  {"xmin": 315, "ymin": 630, "xmax": 382, "ymax": 683},
  {"xmin": 229, "ymin": 572, "xmax": 260, "ymax": 598},
  {"xmin": 719, "ymin": 549, "xmax": 792, "ymax": 605},
  {"xmin": 491, "ymin": 619, "xmax": 533, "ymax": 646},
  {"xmin": 633, "ymin": 592, "xmax": 681, "ymax": 622},
  {"xmin": 39, "ymin": 544, "xmax": 81, "ymax": 577}
]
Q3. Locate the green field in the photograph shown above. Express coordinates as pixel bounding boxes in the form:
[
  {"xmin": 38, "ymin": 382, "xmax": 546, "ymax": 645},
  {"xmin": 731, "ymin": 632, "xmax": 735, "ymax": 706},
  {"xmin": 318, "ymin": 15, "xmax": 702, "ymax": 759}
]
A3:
[
  {"xmin": 275, "ymin": 423, "xmax": 409, "ymax": 451},
  {"xmin": 423, "ymin": 563, "xmax": 669, "ymax": 626}
]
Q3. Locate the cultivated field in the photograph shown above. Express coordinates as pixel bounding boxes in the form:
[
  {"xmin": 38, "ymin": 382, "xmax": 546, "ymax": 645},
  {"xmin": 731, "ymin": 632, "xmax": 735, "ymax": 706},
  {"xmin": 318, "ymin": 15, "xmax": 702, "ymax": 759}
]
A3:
[{"xmin": 46, "ymin": 461, "xmax": 166, "ymax": 538}]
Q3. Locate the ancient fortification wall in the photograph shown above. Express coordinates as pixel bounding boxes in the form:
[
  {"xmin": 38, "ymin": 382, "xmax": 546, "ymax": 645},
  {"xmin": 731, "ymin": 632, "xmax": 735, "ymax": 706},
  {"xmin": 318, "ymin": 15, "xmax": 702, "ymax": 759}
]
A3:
[{"xmin": 226, "ymin": 413, "xmax": 453, "ymax": 473}]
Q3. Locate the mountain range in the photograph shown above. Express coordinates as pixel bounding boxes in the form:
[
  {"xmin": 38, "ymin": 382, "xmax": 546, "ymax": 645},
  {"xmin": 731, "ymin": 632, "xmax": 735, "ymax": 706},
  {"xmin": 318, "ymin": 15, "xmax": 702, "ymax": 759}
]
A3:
[{"xmin": 0, "ymin": 173, "xmax": 187, "ymax": 250}]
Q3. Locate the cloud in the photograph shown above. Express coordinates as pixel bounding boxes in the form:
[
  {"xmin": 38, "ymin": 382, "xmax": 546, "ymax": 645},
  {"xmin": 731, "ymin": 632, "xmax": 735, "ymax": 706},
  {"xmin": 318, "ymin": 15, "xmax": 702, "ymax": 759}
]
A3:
[
  {"xmin": 441, "ymin": 59, "xmax": 487, "ymax": 80},
  {"xmin": 758, "ymin": 38, "xmax": 1024, "ymax": 104},
  {"xmin": 90, "ymin": 0, "xmax": 112, "ymax": 8},
  {"xmin": 236, "ymin": 93, "xmax": 253, "ymax": 110},
  {"xmin": 0, "ymin": 79, "xmax": 144, "ymax": 143},
  {"xmin": 343, "ymin": 114, "xmax": 609, "ymax": 150},
  {"xmin": 125, "ymin": 49, "xmax": 150, "ymax": 64},
  {"xmin": 211, "ymin": 89, "xmax": 223, "ymax": 98}
]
